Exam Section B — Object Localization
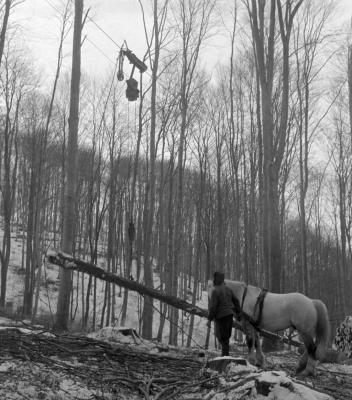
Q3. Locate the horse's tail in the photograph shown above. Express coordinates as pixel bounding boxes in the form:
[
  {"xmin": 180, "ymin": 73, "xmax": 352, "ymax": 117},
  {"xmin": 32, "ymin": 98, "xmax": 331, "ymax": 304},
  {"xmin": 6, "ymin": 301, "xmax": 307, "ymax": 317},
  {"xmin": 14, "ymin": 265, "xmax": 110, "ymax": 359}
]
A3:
[{"xmin": 313, "ymin": 299, "xmax": 331, "ymax": 360}]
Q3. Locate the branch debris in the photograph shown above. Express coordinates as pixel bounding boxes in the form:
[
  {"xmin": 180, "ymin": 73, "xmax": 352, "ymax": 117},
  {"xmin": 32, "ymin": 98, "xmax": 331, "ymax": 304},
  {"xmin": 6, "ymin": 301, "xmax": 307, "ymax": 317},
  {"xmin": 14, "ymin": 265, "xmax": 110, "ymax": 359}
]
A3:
[{"xmin": 0, "ymin": 326, "xmax": 351, "ymax": 399}]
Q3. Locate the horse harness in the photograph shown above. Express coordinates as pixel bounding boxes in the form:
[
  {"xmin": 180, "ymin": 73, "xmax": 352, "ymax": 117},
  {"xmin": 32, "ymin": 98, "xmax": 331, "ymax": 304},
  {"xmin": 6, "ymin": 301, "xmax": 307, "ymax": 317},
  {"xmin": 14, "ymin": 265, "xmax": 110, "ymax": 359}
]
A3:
[{"xmin": 240, "ymin": 285, "xmax": 268, "ymax": 330}]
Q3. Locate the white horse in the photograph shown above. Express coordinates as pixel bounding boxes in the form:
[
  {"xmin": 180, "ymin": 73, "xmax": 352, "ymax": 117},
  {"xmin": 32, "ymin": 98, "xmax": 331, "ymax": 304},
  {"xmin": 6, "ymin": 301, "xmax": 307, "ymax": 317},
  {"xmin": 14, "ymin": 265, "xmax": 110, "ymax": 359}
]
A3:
[{"xmin": 208, "ymin": 279, "xmax": 330, "ymax": 376}]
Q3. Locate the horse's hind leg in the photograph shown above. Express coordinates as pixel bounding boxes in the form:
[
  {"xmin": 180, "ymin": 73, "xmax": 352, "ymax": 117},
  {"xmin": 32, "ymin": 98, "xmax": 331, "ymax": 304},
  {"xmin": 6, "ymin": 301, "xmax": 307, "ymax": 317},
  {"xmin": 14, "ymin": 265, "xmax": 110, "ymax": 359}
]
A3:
[
  {"xmin": 302, "ymin": 355, "xmax": 317, "ymax": 377},
  {"xmin": 297, "ymin": 333, "xmax": 317, "ymax": 376},
  {"xmin": 296, "ymin": 350, "xmax": 308, "ymax": 374}
]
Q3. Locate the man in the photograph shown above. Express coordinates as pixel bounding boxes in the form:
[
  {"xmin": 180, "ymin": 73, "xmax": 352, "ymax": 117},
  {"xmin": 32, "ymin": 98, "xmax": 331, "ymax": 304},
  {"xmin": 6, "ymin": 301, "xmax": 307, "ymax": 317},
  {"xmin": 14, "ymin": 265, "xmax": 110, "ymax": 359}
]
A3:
[{"xmin": 207, "ymin": 271, "xmax": 238, "ymax": 356}]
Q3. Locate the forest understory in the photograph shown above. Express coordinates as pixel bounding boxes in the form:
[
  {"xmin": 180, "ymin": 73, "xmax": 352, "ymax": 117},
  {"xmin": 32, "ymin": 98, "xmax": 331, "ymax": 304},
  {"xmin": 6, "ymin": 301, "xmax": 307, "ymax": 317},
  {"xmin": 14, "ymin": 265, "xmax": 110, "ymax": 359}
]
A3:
[
  {"xmin": 1, "ymin": 1, "xmax": 352, "ymax": 398},
  {"xmin": 0, "ymin": 323, "xmax": 351, "ymax": 400}
]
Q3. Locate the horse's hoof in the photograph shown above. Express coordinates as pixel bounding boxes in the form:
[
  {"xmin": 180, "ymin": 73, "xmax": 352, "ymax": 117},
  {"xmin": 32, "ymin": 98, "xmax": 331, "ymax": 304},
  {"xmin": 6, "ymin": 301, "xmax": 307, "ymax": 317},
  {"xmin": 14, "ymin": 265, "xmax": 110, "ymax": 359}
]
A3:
[
  {"xmin": 255, "ymin": 357, "xmax": 265, "ymax": 368},
  {"xmin": 295, "ymin": 359, "xmax": 308, "ymax": 375},
  {"xmin": 297, "ymin": 368, "xmax": 316, "ymax": 377},
  {"xmin": 248, "ymin": 355, "xmax": 256, "ymax": 365},
  {"xmin": 295, "ymin": 365, "xmax": 305, "ymax": 375}
]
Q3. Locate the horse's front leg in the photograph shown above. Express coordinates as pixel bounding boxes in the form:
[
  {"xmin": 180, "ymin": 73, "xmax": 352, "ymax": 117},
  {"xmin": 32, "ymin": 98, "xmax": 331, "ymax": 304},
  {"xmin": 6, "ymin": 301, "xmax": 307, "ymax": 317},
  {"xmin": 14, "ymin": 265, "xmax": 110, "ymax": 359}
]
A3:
[
  {"xmin": 254, "ymin": 332, "xmax": 264, "ymax": 367},
  {"xmin": 241, "ymin": 320, "xmax": 256, "ymax": 365},
  {"xmin": 246, "ymin": 334, "xmax": 256, "ymax": 365}
]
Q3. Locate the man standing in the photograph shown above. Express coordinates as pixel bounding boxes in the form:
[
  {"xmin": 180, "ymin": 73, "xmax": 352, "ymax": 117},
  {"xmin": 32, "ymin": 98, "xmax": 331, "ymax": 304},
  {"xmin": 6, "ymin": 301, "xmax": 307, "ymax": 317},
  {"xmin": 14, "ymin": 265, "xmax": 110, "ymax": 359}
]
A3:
[{"xmin": 207, "ymin": 271, "xmax": 238, "ymax": 356}]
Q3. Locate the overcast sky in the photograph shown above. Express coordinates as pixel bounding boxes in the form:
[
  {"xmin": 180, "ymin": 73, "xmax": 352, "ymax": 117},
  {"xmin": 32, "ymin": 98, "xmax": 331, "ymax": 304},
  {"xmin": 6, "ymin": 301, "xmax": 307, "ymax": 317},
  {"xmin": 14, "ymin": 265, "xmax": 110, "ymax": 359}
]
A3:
[{"xmin": 10, "ymin": 0, "xmax": 352, "ymax": 84}]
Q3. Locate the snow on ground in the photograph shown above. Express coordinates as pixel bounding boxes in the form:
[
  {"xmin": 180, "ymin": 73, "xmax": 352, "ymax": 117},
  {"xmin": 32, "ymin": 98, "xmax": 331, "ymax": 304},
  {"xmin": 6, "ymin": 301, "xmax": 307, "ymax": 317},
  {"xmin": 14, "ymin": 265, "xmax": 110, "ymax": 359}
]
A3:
[
  {"xmin": 209, "ymin": 365, "xmax": 334, "ymax": 400},
  {"xmin": 0, "ymin": 358, "xmax": 139, "ymax": 400},
  {"xmin": 1, "ymin": 227, "xmax": 352, "ymax": 399},
  {"xmin": 86, "ymin": 328, "xmax": 342, "ymax": 400},
  {"xmin": 254, "ymin": 371, "xmax": 332, "ymax": 400},
  {"xmin": 2, "ymin": 226, "xmax": 216, "ymax": 350},
  {"xmin": 0, "ymin": 327, "xmax": 338, "ymax": 400}
]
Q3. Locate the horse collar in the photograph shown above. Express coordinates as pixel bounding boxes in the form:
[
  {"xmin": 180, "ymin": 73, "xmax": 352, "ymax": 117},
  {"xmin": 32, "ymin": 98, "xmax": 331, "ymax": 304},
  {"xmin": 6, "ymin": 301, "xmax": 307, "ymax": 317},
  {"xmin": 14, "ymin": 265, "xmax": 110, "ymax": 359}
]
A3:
[{"xmin": 253, "ymin": 288, "xmax": 268, "ymax": 327}]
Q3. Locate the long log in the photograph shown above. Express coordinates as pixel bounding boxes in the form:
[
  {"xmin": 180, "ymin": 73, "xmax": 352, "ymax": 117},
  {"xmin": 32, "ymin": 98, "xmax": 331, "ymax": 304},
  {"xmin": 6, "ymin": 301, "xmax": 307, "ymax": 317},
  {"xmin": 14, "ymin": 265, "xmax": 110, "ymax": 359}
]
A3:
[{"xmin": 47, "ymin": 251, "xmax": 301, "ymax": 348}]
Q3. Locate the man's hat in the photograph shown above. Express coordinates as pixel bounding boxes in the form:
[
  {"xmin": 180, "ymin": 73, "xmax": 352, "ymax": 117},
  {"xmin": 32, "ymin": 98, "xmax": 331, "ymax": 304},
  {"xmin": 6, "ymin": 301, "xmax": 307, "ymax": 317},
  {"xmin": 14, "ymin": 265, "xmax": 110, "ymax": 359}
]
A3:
[{"xmin": 213, "ymin": 271, "xmax": 225, "ymax": 285}]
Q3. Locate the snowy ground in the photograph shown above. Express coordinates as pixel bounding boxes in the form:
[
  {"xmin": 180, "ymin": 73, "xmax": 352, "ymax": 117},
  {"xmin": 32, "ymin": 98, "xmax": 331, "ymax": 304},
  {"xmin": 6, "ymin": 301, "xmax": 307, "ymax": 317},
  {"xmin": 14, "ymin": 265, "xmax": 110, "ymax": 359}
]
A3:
[
  {"xmin": 2, "ymin": 226, "xmax": 217, "ymax": 352},
  {"xmin": 1, "ymin": 227, "xmax": 352, "ymax": 399},
  {"xmin": 1, "ymin": 322, "xmax": 351, "ymax": 400}
]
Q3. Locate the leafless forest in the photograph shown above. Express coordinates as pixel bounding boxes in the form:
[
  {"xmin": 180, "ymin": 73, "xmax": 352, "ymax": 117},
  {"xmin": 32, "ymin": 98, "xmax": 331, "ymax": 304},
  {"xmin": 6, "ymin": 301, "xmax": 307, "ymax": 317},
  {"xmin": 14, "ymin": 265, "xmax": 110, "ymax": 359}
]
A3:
[{"xmin": 0, "ymin": 0, "xmax": 351, "ymax": 345}]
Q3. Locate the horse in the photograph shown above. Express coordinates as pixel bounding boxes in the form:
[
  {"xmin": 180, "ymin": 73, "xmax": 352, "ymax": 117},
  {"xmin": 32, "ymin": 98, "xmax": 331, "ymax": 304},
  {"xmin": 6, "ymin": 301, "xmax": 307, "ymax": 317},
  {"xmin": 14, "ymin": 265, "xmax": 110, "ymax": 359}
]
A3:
[{"xmin": 208, "ymin": 279, "xmax": 331, "ymax": 376}]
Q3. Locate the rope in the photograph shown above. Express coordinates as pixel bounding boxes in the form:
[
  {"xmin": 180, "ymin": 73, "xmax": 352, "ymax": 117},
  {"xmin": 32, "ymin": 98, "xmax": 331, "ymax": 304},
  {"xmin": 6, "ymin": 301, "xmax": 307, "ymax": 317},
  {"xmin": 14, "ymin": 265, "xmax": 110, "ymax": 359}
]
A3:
[{"xmin": 149, "ymin": 297, "xmax": 206, "ymax": 350}]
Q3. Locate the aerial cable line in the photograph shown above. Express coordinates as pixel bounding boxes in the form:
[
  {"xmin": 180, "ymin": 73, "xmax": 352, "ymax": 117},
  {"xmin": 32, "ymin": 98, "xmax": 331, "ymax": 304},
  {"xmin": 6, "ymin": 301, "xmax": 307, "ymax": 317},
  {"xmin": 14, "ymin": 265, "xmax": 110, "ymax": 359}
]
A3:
[
  {"xmin": 85, "ymin": 12, "xmax": 122, "ymax": 50},
  {"xmin": 86, "ymin": 37, "xmax": 116, "ymax": 65},
  {"xmin": 95, "ymin": 57, "xmax": 120, "ymax": 138},
  {"xmin": 65, "ymin": 0, "xmax": 123, "ymax": 50},
  {"xmin": 51, "ymin": 0, "xmax": 167, "ymax": 102}
]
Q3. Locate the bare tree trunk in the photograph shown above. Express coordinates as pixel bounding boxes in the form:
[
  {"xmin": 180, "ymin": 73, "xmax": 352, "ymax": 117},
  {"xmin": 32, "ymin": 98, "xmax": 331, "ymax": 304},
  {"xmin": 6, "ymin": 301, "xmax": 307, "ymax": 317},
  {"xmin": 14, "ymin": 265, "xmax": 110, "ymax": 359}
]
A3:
[
  {"xmin": 247, "ymin": 0, "xmax": 303, "ymax": 292},
  {"xmin": 55, "ymin": 0, "xmax": 83, "ymax": 331},
  {"xmin": 0, "ymin": 0, "xmax": 11, "ymax": 68},
  {"xmin": 247, "ymin": 0, "xmax": 303, "ymax": 351},
  {"xmin": 141, "ymin": 0, "xmax": 161, "ymax": 339},
  {"xmin": 24, "ymin": 1, "xmax": 70, "ymax": 319},
  {"xmin": 105, "ymin": 95, "xmax": 119, "ymax": 327},
  {"xmin": 186, "ymin": 153, "xmax": 205, "ymax": 347},
  {"xmin": 293, "ymin": 2, "xmax": 330, "ymax": 295},
  {"xmin": 0, "ymin": 59, "xmax": 20, "ymax": 309},
  {"xmin": 170, "ymin": 0, "xmax": 216, "ymax": 347}
]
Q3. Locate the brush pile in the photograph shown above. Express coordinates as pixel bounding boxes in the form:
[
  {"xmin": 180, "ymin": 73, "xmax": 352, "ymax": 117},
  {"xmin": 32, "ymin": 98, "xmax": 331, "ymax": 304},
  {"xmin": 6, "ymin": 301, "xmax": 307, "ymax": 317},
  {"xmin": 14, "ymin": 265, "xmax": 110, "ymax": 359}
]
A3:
[
  {"xmin": 334, "ymin": 316, "xmax": 352, "ymax": 358},
  {"xmin": 0, "ymin": 323, "xmax": 351, "ymax": 399}
]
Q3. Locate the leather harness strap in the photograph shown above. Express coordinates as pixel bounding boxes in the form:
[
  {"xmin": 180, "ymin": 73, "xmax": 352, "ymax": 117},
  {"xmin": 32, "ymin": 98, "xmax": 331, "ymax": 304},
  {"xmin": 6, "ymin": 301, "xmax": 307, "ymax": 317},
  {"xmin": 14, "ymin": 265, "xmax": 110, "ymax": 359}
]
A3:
[
  {"xmin": 240, "ymin": 285, "xmax": 248, "ymax": 311},
  {"xmin": 253, "ymin": 288, "xmax": 268, "ymax": 327},
  {"xmin": 239, "ymin": 285, "xmax": 268, "ymax": 329}
]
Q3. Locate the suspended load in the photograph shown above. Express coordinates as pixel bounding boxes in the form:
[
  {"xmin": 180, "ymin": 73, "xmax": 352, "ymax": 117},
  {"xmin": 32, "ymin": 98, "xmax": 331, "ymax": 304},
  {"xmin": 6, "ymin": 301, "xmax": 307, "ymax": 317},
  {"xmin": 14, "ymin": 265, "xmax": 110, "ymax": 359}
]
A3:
[
  {"xmin": 117, "ymin": 42, "xmax": 147, "ymax": 102},
  {"xmin": 126, "ymin": 78, "xmax": 139, "ymax": 102}
]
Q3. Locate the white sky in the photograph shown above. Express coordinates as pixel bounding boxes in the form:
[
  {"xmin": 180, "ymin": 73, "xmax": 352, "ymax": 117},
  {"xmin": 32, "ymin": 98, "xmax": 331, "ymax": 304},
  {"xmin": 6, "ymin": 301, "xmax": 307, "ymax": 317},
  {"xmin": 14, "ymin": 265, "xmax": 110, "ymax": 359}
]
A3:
[
  {"xmin": 12, "ymin": 0, "xmax": 149, "ymax": 79},
  {"xmin": 9, "ymin": 0, "xmax": 352, "ymax": 84}
]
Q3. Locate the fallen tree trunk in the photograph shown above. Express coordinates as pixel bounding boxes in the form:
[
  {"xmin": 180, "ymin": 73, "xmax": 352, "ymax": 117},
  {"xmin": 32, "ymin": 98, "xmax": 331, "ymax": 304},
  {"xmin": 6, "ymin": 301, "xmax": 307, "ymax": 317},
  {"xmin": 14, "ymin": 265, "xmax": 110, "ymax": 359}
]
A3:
[{"xmin": 47, "ymin": 251, "xmax": 301, "ymax": 348}]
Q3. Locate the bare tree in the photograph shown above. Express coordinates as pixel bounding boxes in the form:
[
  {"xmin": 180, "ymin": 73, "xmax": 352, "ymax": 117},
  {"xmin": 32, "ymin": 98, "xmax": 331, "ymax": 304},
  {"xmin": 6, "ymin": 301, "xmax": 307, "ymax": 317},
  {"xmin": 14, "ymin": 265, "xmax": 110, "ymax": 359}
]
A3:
[
  {"xmin": 0, "ymin": 0, "xmax": 12, "ymax": 68},
  {"xmin": 55, "ymin": 0, "xmax": 83, "ymax": 331},
  {"xmin": 293, "ymin": 1, "xmax": 332, "ymax": 294},
  {"xmin": 245, "ymin": 0, "xmax": 303, "ymax": 292},
  {"xmin": 24, "ymin": 0, "xmax": 72, "ymax": 319},
  {"xmin": 169, "ymin": 0, "xmax": 216, "ymax": 346},
  {"xmin": 0, "ymin": 46, "xmax": 34, "ymax": 309}
]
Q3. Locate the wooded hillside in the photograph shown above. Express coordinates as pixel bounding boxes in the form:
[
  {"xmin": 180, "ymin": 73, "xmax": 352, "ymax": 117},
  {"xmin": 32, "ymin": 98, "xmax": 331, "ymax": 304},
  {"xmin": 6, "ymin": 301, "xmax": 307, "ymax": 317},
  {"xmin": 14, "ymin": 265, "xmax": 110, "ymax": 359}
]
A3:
[{"xmin": 0, "ymin": 0, "xmax": 351, "ymax": 344}]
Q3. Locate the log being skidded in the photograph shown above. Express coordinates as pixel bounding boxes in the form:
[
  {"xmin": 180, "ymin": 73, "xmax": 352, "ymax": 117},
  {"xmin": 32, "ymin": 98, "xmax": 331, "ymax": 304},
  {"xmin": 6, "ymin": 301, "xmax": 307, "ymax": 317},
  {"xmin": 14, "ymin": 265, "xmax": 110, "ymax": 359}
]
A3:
[{"xmin": 47, "ymin": 250, "xmax": 302, "ymax": 348}]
